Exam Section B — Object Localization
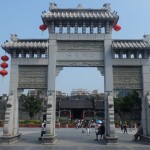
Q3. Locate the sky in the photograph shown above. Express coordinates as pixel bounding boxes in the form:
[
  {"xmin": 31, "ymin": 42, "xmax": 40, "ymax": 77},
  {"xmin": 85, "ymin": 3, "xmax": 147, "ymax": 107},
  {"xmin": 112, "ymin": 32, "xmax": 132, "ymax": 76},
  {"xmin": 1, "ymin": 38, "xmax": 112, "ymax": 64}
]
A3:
[{"xmin": 0, "ymin": 0, "xmax": 150, "ymax": 96}]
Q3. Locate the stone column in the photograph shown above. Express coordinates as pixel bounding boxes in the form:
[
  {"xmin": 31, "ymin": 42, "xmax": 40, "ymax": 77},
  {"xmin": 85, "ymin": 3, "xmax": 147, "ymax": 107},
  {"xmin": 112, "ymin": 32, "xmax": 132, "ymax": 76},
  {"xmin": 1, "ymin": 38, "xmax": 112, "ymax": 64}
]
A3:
[
  {"xmin": 9, "ymin": 59, "xmax": 19, "ymax": 136},
  {"xmin": 142, "ymin": 64, "xmax": 150, "ymax": 141},
  {"xmin": 43, "ymin": 39, "xmax": 57, "ymax": 144},
  {"xmin": 0, "ymin": 58, "xmax": 21, "ymax": 143},
  {"xmin": 103, "ymin": 35, "xmax": 118, "ymax": 143}
]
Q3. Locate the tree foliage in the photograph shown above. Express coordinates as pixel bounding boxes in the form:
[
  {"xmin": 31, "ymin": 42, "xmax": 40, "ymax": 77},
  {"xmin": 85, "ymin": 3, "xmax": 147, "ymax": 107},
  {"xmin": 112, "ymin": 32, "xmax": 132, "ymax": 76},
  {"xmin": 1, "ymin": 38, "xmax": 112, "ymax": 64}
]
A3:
[
  {"xmin": 114, "ymin": 90, "xmax": 141, "ymax": 119},
  {"xmin": 19, "ymin": 93, "xmax": 43, "ymax": 119}
]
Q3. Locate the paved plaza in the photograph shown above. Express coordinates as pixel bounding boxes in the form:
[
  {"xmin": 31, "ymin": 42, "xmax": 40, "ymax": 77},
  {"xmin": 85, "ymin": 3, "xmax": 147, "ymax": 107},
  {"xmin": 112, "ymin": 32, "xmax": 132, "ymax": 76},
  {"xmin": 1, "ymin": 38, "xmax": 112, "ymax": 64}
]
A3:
[{"xmin": 0, "ymin": 127, "xmax": 149, "ymax": 150}]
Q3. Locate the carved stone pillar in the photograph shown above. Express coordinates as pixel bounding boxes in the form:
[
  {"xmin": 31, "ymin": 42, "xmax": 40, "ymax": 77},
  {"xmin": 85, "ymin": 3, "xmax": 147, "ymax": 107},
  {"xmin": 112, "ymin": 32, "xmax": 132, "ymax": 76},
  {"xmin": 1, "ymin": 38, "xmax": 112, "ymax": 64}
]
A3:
[
  {"xmin": 103, "ymin": 35, "xmax": 117, "ymax": 143},
  {"xmin": 0, "ymin": 95, "xmax": 21, "ymax": 143},
  {"xmin": 46, "ymin": 39, "xmax": 57, "ymax": 143},
  {"xmin": 41, "ymin": 95, "xmax": 57, "ymax": 144},
  {"xmin": 103, "ymin": 92, "xmax": 118, "ymax": 143}
]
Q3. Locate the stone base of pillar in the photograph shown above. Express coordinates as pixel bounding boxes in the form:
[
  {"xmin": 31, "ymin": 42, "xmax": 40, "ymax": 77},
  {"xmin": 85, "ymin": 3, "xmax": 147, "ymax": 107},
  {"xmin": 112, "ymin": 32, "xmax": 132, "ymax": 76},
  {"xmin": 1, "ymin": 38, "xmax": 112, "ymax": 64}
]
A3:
[
  {"xmin": 0, "ymin": 134, "xmax": 21, "ymax": 144},
  {"xmin": 140, "ymin": 135, "xmax": 150, "ymax": 143},
  {"xmin": 103, "ymin": 136, "xmax": 118, "ymax": 144},
  {"xmin": 41, "ymin": 134, "xmax": 57, "ymax": 144}
]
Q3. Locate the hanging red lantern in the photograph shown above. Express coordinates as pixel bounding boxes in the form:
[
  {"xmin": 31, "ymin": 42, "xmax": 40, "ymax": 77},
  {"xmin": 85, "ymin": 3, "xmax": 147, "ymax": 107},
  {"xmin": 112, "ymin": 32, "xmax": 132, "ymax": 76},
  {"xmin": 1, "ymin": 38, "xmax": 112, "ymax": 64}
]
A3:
[
  {"xmin": 114, "ymin": 24, "xmax": 121, "ymax": 31},
  {"xmin": 1, "ymin": 55, "xmax": 9, "ymax": 61},
  {"xmin": 39, "ymin": 24, "xmax": 47, "ymax": 31},
  {"xmin": 0, "ymin": 70, "xmax": 8, "ymax": 76},
  {"xmin": 0, "ymin": 62, "xmax": 8, "ymax": 68}
]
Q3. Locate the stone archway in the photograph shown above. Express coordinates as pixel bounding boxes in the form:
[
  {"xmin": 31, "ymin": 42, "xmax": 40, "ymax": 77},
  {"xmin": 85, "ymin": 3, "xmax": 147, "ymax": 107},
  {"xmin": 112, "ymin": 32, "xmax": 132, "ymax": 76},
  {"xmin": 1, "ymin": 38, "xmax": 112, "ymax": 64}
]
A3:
[{"xmin": 1, "ymin": 2, "xmax": 150, "ymax": 144}]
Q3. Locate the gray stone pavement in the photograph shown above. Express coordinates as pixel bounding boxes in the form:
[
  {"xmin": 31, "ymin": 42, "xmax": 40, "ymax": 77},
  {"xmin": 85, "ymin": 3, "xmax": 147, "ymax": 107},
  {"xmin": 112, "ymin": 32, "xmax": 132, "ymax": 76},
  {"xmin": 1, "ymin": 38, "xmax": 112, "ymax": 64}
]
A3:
[{"xmin": 0, "ymin": 127, "xmax": 149, "ymax": 150}]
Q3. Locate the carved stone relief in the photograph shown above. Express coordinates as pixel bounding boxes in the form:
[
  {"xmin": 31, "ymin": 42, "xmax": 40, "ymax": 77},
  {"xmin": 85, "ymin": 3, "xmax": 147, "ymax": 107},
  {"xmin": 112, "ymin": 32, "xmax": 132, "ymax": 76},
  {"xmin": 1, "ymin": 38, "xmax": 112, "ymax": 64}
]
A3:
[
  {"xmin": 57, "ymin": 41, "xmax": 104, "ymax": 62},
  {"xmin": 97, "ymin": 67, "xmax": 104, "ymax": 76},
  {"xmin": 113, "ymin": 66, "xmax": 142, "ymax": 89},
  {"xmin": 56, "ymin": 60, "xmax": 104, "ymax": 67},
  {"xmin": 18, "ymin": 66, "xmax": 48, "ymax": 89},
  {"xmin": 56, "ymin": 67, "xmax": 63, "ymax": 76},
  {"xmin": 57, "ymin": 41, "xmax": 104, "ymax": 51}
]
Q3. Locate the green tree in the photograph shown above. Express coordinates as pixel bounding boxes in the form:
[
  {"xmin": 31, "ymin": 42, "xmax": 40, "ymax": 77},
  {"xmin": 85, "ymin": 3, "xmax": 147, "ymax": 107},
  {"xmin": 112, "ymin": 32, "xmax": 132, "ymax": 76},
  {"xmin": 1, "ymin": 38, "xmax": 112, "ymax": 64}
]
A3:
[
  {"xmin": 19, "ymin": 94, "xmax": 42, "ymax": 119},
  {"xmin": 114, "ymin": 90, "xmax": 141, "ymax": 119}
]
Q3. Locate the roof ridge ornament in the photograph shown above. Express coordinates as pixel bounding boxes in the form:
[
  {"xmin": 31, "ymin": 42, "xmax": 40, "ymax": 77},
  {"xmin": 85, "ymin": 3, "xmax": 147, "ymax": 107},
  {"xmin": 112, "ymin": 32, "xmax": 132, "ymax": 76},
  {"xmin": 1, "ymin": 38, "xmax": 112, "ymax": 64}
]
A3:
[
  {"xmin": 103, "ymin": 3, "xmax": 111, "ymax": 11},
  {"xmin": 143, "ymin": 34, "xmax": 150, "ymax": 42},
  {"xmin": 11, "ymin": 34, "xmax": 18, "ymax": 42},
  {"xmin": 76, "ymin": 3, "xmax": 83, "ymax": 9},
  {"xmin": 49, "ymin": 3, "xmax": 58, "ymax": 10}
]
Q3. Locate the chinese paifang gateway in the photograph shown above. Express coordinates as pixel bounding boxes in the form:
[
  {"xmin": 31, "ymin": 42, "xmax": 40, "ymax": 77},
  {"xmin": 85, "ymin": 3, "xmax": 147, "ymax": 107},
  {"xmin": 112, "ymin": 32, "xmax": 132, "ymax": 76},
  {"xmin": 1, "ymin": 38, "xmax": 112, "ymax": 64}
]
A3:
[{"xmin": 1, "ymin": 2, "xmax": 150, "ymax": 144}]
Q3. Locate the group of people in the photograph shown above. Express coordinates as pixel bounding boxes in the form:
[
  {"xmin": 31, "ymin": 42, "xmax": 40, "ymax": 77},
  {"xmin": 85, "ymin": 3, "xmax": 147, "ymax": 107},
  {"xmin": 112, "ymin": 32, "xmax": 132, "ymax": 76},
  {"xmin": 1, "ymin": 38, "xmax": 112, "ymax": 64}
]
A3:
[
  {"xmin": 39, "ymin": 119, "xmax": 143, "ymax": 142},
  {"xmin": 75, "ymin": 119, "xmax": 105, "ymax": 140}
]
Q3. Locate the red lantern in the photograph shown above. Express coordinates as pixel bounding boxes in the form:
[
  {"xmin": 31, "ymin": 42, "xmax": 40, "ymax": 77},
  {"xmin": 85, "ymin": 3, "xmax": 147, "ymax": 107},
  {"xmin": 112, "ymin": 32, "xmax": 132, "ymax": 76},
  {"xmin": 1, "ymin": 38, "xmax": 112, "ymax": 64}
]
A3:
[
  {"xmin": 0, "ymin": 70, "xmax": 8, "ymax": 76},
  {"xmin": 1, "ymin": 55, "xmax": 9, "ymax": 61},
  {"xmin": 39, "ymin": 24, "xmax": 47, "ymax": 31},
  {"xmin": 0, "ymin": 62, "xmax": 8, "ymax": 68},
  {"xmin": 114, "ymin": 24, "xmax": 121, "ymax": 31}
]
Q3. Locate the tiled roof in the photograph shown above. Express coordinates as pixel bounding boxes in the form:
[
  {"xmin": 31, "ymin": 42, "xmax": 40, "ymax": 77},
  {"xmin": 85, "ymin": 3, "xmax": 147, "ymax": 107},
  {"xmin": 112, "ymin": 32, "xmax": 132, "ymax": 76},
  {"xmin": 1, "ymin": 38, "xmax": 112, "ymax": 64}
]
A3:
[
  {"xmin": 2, "ymin": 38, "xmax": 150, "ymax": 52},
  {"xmin": 59, "ymin": 100, "xmax": 94, "ymax": 109},
  {"xmin": 41, "ymin": 3, "xmax": 119, "ymax": 23},
  {"xmin": 112, "ymin": 40, "xmax": 150, "ymax": 49},
  {"xmin": 59, "ymin": 100, "xmax": 104, "ymax": 109},
  {"xmin": 1, "ymin": 39, "xmax": 48, "ymax": 50},
  {"xmin": 42, "ymin": 10, "xmax": 117, "ymax": 21},
  {"xmin": 95, "ymin": 100, "xmax": 104, "ymax": 110}
]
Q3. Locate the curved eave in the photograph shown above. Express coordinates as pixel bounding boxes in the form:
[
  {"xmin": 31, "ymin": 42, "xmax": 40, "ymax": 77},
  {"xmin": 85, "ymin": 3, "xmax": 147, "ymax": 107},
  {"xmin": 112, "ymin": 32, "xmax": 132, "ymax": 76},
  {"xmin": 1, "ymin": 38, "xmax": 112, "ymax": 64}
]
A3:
[
  {"xmin": 1, "ymin": 41, "xmax": 48, "ymax": 54},
  {"xmin": 41, "ymin": 11, "xmax": 118, "ymax": 22},
  {"xmin": 112, "ymin": 40, "xmax": 150, "ymax": 50}
]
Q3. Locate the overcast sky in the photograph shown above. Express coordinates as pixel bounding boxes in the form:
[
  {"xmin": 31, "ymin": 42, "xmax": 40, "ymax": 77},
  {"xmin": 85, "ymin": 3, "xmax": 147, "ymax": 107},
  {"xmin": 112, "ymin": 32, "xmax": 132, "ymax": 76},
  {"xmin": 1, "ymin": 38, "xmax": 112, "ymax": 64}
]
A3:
[{"xmin": 0, "ymin": 0, "xmax": 150, "ymax": 95}]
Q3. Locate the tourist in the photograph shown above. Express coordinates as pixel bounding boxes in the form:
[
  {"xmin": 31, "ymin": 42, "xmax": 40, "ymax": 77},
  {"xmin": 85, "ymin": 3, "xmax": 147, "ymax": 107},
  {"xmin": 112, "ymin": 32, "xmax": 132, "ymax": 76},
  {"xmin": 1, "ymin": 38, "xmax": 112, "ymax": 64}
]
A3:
[
  {"xmin": 120, "ymin": 123, "xmax": 124, "ymax": 132},
  {"xmin": 134, "ymin": 123, "xmax": 143, "ymax": 141},
  {"xmin": 41, "ymin": 123, "xmax": 46, "ymax": 137},
  {"xmin": 86, "ymin": 121, "xmax": 91, "ymax": 136},
  {"xmin": 123, "ymin": 123, "xmax": 128, "ymax": 134},
  {"xmin": 95, "ymin": 123, "xmax": 105, "ymax": 140}
]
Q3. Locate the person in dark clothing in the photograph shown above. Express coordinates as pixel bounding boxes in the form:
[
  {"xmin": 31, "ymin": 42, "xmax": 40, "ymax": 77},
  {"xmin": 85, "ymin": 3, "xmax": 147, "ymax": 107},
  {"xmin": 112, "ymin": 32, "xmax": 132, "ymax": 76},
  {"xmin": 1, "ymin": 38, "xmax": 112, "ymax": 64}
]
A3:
[
  {"xmin": 123, "ymin": 124, "xmax": 127, "ymax": 134},
  {"xmin": 134, "ymin": 124, "xmax": 143, "ymax": 141},
  {"xmin": 95, "ymin": 123, "xmax": 105, "ymax": 140}
]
